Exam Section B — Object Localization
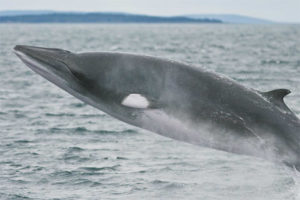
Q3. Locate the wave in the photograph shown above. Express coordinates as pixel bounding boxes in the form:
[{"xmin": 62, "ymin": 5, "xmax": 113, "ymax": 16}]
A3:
[{"xmin": 45, "ymin": 127, "xmax": 138, "ymax": 135}]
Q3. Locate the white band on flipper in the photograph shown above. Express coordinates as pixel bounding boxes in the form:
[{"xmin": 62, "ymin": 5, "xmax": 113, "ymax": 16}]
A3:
[{"xmin": 122, "ymin": 94, "xmax": 150, "ymax": 109}]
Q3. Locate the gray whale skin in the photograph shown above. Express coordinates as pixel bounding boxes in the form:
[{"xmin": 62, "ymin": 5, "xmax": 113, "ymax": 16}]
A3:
[{"xmin": 14, "ymin": 45, "xmax": 300, "ymax": 170}]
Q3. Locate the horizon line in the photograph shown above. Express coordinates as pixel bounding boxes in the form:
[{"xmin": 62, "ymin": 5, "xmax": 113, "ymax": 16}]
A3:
[{"xmin": 1, "ymin": 10, "xmax": 299, "ymax": 24}]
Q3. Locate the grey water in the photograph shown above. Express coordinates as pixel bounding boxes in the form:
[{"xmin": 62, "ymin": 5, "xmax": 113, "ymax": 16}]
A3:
[{"xmin": 0, "ymin": 24, "xmax": 300, "ymax": 200}]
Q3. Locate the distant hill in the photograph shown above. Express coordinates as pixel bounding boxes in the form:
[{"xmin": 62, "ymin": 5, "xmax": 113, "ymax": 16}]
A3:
[
  {"xmin": 0, "ymin": 12, "xmax": 222, "ymax": 23},
  {"xmin": 0, "ymin": 10, "xmax": 54, "ymax": 16},
  {"xmin": 185, "ymin": 14, "xmax": 275, "ymax": 24}
]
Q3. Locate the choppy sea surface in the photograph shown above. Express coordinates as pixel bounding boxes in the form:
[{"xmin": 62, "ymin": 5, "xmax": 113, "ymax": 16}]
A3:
[{"xmin": 0, "ymin": 24, "xmax": 300, "ymax": 200}]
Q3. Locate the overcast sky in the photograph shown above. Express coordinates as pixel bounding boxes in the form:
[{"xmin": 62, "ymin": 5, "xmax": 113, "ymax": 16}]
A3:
[{"xmin": 1, "ymin": 0, "xmax": 299, "ymax": 22}]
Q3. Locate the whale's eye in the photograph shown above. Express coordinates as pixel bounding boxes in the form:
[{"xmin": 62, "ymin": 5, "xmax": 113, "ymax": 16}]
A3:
[{"xmin": 122, "ymin": 94, "xmax": 150, "ymax": 109}]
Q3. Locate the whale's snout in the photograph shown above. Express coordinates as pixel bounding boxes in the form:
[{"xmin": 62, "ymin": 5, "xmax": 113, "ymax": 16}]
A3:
[
  {"xmin": 14, "ymin": 45, "xmax": 70, "ymax": 54},
  {"xmin": 14, "ymin": 45, "xmax": 31, "ymax": 54},
  {"xmin": 14, "ymin": 45, "xmax": 71, "ymax": 62},
  {"xmin": 14, "ymin": 45, "xmax": 38, "ymax": 58},
  {"xmin": 13, "ymin": 45, "xmax": 73, "ymax": 73},
  {"xmin": 14, "ymin": 45, "xmax": 25, "ymax": 53},
  {"xmin": 14, "ymin": 45, "xmax": 40, "ymax": 53},
  {"xmin": 13, "ymin": 45, "xmax": 79, "ymax": 92}
]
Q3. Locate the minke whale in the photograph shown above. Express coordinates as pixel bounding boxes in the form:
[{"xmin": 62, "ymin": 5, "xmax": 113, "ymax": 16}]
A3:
[{"xmin": 14, "ymin": 45, "xmax": 300, "ymax": 169}]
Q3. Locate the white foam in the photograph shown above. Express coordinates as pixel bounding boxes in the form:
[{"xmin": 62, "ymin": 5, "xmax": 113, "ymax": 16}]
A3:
[{"xmin": 122, "ymin": 94, "xmax": 149, "ymax": 109}]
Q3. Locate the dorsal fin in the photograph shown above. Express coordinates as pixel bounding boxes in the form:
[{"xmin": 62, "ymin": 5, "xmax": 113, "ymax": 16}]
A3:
[
  {"xmin": 261, "ymin": 89, "xmax": 292, "ymax": 112},
  {"xmin": 262, "ymin": 89, "xmax": 291, "ymax": 101}
]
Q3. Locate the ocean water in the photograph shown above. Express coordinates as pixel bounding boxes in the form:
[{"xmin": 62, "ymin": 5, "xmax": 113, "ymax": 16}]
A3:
[{"xmin": 0, "ymin": 24, "xmax": 300, "ymax": 200}]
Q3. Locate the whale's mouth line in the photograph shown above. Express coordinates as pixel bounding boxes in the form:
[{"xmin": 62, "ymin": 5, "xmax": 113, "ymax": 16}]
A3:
[
  {"xmin": 14, "ymin": 50, "xmax": 52, "ymax": 75},
  {"xmin": 14, "ymin": 48, "xmax": 75, "ymax": 92},
  {"xmin": 14, "ymin": 48, "xmax": 67, "ymax": 71},
  {"xmin": 14, "ymin": 47, "xmax": 90, "ymax": 92},
  {"xmin": 14, "ymin": 47, "xmax": 112, "ymax": 115}
]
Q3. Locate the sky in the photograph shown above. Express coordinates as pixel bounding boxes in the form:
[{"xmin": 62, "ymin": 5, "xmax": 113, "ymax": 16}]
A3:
[{"xmin": 1, "ymin": 0, "xmax": 299, "ymax": 23}]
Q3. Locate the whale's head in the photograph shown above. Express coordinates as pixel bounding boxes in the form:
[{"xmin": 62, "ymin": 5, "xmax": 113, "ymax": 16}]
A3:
[{"xmin": 14, "ymin": 45, "xmax": 166, "ymax": 125}]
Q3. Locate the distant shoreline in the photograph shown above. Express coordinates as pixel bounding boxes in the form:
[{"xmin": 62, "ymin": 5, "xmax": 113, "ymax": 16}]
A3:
[
  {"xmin": 1, "ymin": 11, "xmax": 297, "ymax": 24},
  {"xmin": 0, "ymin": 13, "xmax": 222, "ymax": 24},
  {"xmin": 1, "ymin": 23, "xmax": 296, "ymax": 25}
]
